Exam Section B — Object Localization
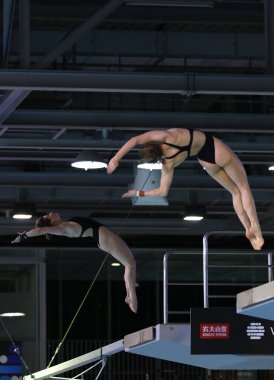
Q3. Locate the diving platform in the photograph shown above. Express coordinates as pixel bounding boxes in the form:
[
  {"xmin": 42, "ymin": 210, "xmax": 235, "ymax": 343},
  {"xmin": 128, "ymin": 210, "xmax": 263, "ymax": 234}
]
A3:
[
  {"xmin": 23, "ymin": 235, "xmax": 274, "ymax": 379},
  {"xmin": 24, "ymin": 321, "xmax": 274, "ymax": 380},
  {"xmin": 125, "ymin": 323, "xmax": 274, "ymax": 370},
  {"xmin": 237, "ymin": 280, "xmax": 274, "ymax": 321}
]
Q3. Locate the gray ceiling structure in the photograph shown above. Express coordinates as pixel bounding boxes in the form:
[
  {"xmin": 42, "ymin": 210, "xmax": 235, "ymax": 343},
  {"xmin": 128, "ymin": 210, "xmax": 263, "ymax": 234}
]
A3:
[{"xmin": 0, "ymin": 0, "xmax": 274, "ymax": 284}]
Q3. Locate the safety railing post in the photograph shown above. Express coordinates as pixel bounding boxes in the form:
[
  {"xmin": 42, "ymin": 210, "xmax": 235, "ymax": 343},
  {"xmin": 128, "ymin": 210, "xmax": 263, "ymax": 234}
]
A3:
[
  {"xmin": 203, "ymin": 232, "xmax": 210, "ymax": 308},
  {"xmin": 202, "ymin": 230, "xmax": 273, "ymax": 309},
  {"xmin": 163, "ymin": 251, "xmax": 172, "ymax": 324},
  {"xmin": 268, "ymin": 252, "xmax": 273, "ymax": 282}
]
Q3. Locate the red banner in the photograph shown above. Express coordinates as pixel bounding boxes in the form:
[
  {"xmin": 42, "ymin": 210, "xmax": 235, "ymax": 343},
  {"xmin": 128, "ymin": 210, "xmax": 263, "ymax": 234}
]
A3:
[{"xmin": 200, "ymin": 323, "xmax": 230, "ymax": 339}]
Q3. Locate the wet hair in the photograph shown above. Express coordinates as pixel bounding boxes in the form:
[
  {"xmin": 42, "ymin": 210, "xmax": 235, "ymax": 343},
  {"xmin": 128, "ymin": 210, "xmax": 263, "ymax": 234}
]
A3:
[
  {"xmin": 36, "ymin": 216, "xmax": 52, "ymax": 240},
  {"xmin": 139, "ymin": 143, "xmax": 164, "ymax": 163},
  {"xmin": 36, "ymin": 216, "xmax": 52, "ymax": 228}
]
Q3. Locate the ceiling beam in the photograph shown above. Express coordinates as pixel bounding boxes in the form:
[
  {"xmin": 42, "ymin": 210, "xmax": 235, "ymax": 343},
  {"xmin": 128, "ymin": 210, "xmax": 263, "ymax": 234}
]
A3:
[
  {"xmin": 0, "ymin": 172, "xmax": 271, "ymax": 190},
  {"xmin": 2, "ymin": 70, "xmax": 274, "ymax": 95},
  {"xmin": 24, "ymin": 3, "xmax": 263, "ymax": 24},
  {"xmin": 0, "ymin": 137, "xmax": 272, "ymax": 153},
  {"xmin": 0, "ymin": 219, "xmax": 235, "ymax": 237},
  {"xmin": 6, "ymin": 110, "xmax": 274, "ymax": 132}
]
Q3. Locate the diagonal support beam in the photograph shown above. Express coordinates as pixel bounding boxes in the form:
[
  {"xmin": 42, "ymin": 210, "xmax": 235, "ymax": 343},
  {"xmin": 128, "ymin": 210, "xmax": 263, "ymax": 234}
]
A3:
[
  {"xmin": 36, "ymin": 0, "xmax": 124, "ymax": 68},
  {"xmin": 0, "ymin": 0, "xmax": 124, "ymax": 124},
  {"xmin": 0, "ymin": 89, "xmax": 30, "ymax": 124}
]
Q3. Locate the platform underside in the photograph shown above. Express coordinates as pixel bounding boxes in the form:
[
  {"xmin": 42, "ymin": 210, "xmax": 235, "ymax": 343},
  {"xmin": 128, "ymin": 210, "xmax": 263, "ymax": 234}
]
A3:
[
  {"xmin": 125, "ymin": 324, "xmax": 274, "ymax": 370},
  {"xmin": 24, "ymin": 320, "xmax": 274, "ymax": 380}
]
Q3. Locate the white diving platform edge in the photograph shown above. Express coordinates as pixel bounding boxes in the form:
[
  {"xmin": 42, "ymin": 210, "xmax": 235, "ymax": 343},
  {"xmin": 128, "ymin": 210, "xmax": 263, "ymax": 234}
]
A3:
[
  {"xmin": 237, "ymin": 280, "xmax": 274, "ymax": 321},
  {"xmin": 24, "ymin": 323, "xmax": 274, "ymax": 380},
  {"xmin": 124, "ymin": 324, "xmax": 274, "ymax": 370}
]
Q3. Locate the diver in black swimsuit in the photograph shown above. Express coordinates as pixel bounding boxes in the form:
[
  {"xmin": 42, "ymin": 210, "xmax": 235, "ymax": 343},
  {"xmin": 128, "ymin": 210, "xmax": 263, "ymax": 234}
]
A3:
[
  {"xmin": 163, "ymin": 130, "xmax": 215, "ymax": 164},
  {"xmin": 107, "ymin": 128, "xmax": 264, "ymax": 251},
  {"xmin": 67, "ymin": 216, "xmax": 103, "ymax": 244},
  {"xmin": 11, "ymin": 212, "xmax": 138, "ymax": 313}
]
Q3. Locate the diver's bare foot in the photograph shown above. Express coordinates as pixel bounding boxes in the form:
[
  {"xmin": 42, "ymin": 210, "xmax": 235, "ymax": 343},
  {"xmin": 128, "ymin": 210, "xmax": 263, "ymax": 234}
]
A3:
[
  {"xmin": 250, "ymin": 236, "xmax": 264, "ymax": 251},
  {"xmin": 125, "ymin": 294, "xmax": 138, "ymax": 313},
  {"xmin": 246, "ymin": 229, "xmax": 264, "ymax": 250}
]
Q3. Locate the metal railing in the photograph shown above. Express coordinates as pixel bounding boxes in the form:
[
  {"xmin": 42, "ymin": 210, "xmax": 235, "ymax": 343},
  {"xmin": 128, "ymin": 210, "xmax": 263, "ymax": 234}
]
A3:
[
  {"xmin": 163, "ymin": 250, "xmax": 193, "ymax": 324},
  {"xmin": 203, "ymin": 231, "xmax": 274, "ymax": 308},
  {"xmin": 163, "ymin": 231, "xmax": 274, "ymax": 323}
]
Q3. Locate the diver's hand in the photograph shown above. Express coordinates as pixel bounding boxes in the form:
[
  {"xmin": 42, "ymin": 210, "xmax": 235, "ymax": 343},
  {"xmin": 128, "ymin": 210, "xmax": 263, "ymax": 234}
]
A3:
[
  {"xmin": 122, "ymin": 189, "xmax": 139, "ymax": 198},
  {"xmin": 11, "ymin": 232, "xmax": 28, "ymax": 244},
  {"xmin": 107, "ymin": 157, "xmax": 119, "ymax": 174}
]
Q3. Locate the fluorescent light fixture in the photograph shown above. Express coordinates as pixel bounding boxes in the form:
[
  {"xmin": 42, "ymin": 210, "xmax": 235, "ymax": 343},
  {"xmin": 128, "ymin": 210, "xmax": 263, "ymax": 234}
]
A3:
[
  {"xmin": 126, "ymin": 0, "xmax": 214, "ymax": 7},
  {"xmin": 183, "ymin": 205, "xmax": 205, "ymax": 221},
  {"xmin": 111, "ymin": 262, "xmax": 121, "ymax": 267},
  {"xmin": 184, "ymin": 215, "xmax": 204, "ymax": 221},
  {"xmin": 269, "ymin": 165, "xmax": 274, "ymax": 171},
  {"xmin": 71, "ymin": 151, "xmax": 107, "ymax": 170},
  {"xmin": 13, "ymin": 213, "xmax": 32, "ymax": 220},
  {"xmin": 12, "ymin": 203, "xmax": 35, "ymax": 220},
  {"xmin": 137, "ymin": 161, "xmax": 162, "ymax": 170},
  {"xmin": 72, "ymin": 161, "xmax": 107, "ymax": 170},
  {"xmin": 0, "ymin": 312, "xmax": 26, "ymax": 317}
]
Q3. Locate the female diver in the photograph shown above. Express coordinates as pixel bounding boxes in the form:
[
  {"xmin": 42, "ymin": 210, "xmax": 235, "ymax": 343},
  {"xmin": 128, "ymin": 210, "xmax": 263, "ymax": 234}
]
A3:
[
  {"xmin": 12, "ymin": 212, "xmax": 138, "ymax": 313},
  {"xmin": 107, "ymin": 128, "xmax": 264, "ymax": 251}
]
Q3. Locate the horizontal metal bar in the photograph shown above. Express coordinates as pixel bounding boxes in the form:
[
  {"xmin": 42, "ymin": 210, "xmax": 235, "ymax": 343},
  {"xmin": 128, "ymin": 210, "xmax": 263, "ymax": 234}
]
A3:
[
  {"xmin": 167, "ymin": 282, "xmax": 202, "ymax": 286},
  {"xmin": 1, "ymin": 70, "xmax": 274, "ymax": 95},
  {"xmin": 208, "ymin": 295, "xmax": 236, "ymax": 298},
  {"xmin": 208, "ymin": 265, "xmax": 274, "ymax": 268},
  {"xmin": 7, "ymin": 110, "xmax": 274, "ymax": 132},
  {"xmin": 167, "ymin": 282, "xmax": 263, "ymax": 286},
  {"xmin": 205, "ymin": 231, "xmax": 274, "ymax": 237}
]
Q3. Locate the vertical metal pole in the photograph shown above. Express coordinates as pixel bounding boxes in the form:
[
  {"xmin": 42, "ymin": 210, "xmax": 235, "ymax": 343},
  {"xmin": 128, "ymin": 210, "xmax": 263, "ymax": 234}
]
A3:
[
  {"xmin": 37, "ymin": 250, "xmax": 47, "ymax": 371},
  {"xmin": 163, "ymin": 251, "xmax": 170, "ymax": 324},
  {"xmin": 107, "ymin": 263, "xmax": 112, "ymax": 380},
  {"xmin": 268, "ymin": 252, "xmax": 273, "ymax": 282},
  {"xmin": 203, "ymin": 232, "xmax": 210, "ymax": 308},
  {"xmin": 264, "ymin": 0, "xmax": 274, "ymax": 73},
  {"xmin": 58, "ymin": 253, "xmax": 63, "ymax": 341},
  {"xmin": 107, "ymin": 264, "xmax": 112, "ymax": 341},
  {"xmin": 19, "ymin": 0, "xmax": 30, "ymax": 68},
  {"xmin": 38, "ymin": 260, "xmax": 47, "ymax": 370},
  {"xmin": 155, "ymin": 279, "xmax": 160, "ymax": 324}
]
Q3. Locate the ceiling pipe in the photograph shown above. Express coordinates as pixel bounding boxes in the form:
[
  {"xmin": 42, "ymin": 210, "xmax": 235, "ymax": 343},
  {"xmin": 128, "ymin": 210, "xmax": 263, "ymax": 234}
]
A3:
[
  {"xmin": 6, "ymin": 110, "xmax": 274, "ymax": 133},
  {"xmin": 1, "ymin": 70, "xmax": 274, "ymax": 96}
]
